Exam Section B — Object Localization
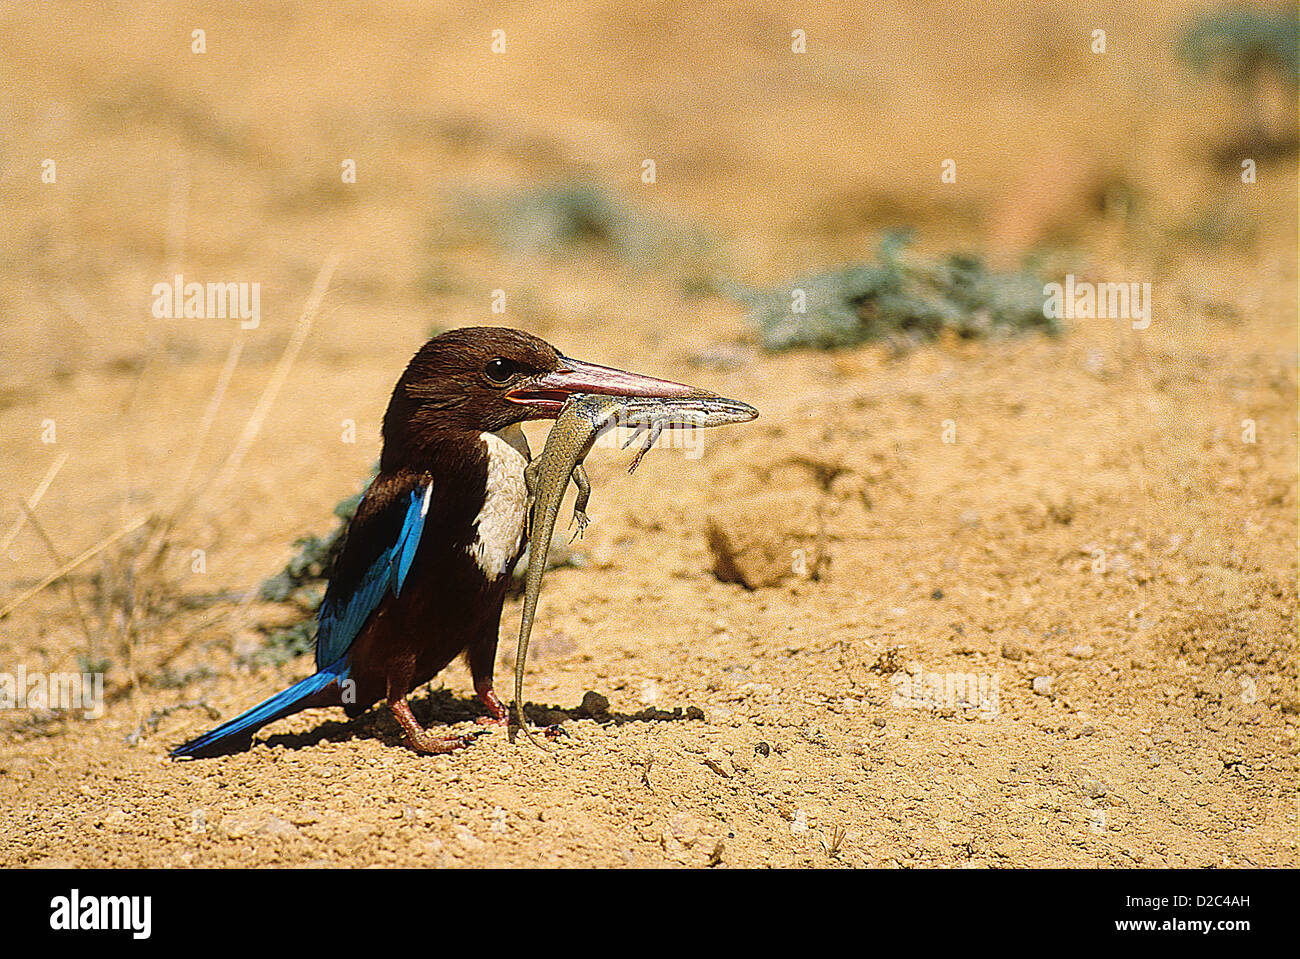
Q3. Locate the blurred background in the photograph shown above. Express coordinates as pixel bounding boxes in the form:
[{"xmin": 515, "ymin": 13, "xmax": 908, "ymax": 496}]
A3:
[{"xmin": 0, "ymin": 1, "xmax": 1295, "ymax": 868}]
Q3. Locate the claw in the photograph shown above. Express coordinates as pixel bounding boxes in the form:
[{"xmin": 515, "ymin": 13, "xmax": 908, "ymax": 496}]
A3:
[
  {"xmin": 404, "ymin": 730, "xmax": 479, "ymax": 754},
  {"xmin": 627, "ymin": 438, "xmax": 653, "ymax": 473},
  {"xmin": 568, "ymin": 510, "xmax": 591, "ymax": 543}
]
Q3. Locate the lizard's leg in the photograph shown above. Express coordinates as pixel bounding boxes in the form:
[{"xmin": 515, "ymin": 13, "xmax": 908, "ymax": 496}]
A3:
[
  {"xmin": 620, "ymin": 423, "xmax": 648, "ymax": 449},
  {"xmin": 523, "ymin": 456, "xmax": 542, "ymax": 542},
  {"xmin": 569, "ymin": 463, "xmax": 592, "ymax": 542},
  {"xmin": 628, "ymin": 421, "xmax": 665, "ymax": 473},
  {"xmin": 388, "ymin": 698, "xmax": 482, "ymax": 754}
]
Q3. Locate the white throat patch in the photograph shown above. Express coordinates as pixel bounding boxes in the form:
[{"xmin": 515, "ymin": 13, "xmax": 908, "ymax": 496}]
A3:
[{"xmin": 466, "ymin": 424, "xmax": 531, "ymax": 578}]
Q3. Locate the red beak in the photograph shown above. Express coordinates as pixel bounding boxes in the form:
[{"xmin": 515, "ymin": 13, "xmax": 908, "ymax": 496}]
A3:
[{"xmin": 505, "ymin": 355, "xmax": 703, "ymax": 417}]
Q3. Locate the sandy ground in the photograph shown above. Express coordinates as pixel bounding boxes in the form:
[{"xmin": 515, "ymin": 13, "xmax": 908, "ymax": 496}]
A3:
[{"xmin": 0, "ymin": 0, "xmax": 1295, "ymax": 868}]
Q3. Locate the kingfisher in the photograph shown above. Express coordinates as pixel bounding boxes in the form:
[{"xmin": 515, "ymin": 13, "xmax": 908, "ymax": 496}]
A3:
[{"xmin": 172, "ymin": 327, "xmax": 702, "ymax": 758}]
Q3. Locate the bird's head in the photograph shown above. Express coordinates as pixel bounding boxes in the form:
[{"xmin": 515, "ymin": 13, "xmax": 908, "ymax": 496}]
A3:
[{"xmin": 382, "ymin": 327, "xmax": 702, "ymax": 463}]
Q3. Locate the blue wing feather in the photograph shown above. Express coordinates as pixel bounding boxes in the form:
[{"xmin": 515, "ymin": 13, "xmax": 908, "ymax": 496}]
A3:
[
  {"xmin": 315, "ymin": 482, "xmax": 431, "ymax": 669},
  {"xmin": 392, "ymin": 483, "xmax": 431, "ymax": 597},
  {"xmin": 171, "ymin": 482, "xmax": 432, "ymax": 758},
  {"xmin": 170, "ymin": 658, "xmax": 348, "ymax": 758}
]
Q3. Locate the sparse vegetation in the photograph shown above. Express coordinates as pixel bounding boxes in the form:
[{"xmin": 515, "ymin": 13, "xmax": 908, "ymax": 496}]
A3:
[
  {"xmin": 1179, "ymin": 6, "xmax": 1299, "ymax": 87},
  {"xmin": 730, "ymin": 233, "xmax": 1057, "ymax": 352},
  {"xmin": 1179, "ymin": 5, "xmax": 1299, "ymax": 163},
  {"xmin": 452, "ymin": 180, "xmax": 724, "ymax": 287},
  {"xmin": 259, "ymin": 480, "xmax": 369, "ymax": 606}
]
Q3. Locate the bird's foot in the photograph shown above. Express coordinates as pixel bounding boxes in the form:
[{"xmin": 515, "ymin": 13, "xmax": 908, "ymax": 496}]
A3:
[
  {"xmin": 403, "ymin": 728, "xmax": 484, "ymax": 755},
  {"xmin": 389, "ymin": 698, "xmax": 485, "ymax": 755}
]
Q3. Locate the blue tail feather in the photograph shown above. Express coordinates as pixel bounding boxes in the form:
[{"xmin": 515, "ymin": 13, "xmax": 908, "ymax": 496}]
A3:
[{"xmin": 171, "ymin": 660, "xmax": 348, "ymax": 759}]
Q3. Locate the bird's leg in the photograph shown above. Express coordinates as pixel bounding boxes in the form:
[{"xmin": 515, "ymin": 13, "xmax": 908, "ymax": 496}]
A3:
[
  {"xmin": 568, "ymin": 464, "xmax": 591, "ymax": 543},
  {"xmin": 466, "ymin": 633, "xmax": 508, "ymax": 727},
  {"xmin": 474, "ymin": 676, "xmax": 509, "ymax": 726},
  {"xmin": 388, "ymin": 698, "xmax": 479, "ymax": 754}
]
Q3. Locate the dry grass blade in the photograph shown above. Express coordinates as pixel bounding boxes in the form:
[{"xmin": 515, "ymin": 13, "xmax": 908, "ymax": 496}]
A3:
[
  {"xmin": 207, "ymin": 251, "xmax": 341, "ymax": 497},
  {"xmin": 0, "ymin": 452, "xmax": 69, "ymax": 553},
  {"xmin": 139, "ymin": 329, "xmax": 247, "ymax": 570},
  {"xmin": 823, "ymin": 823, "xmax": 848, "ymax": 859},
  {"xmin": 0, "ymin": 515, "xmax": 148, "ymax": 621},
  {"xmin": 15, "ymin": 499, "xmax": 98, "ymax": 659},
  {"xmin": 153, "ymin": 586, "xmax": 260, "ymax": 671}
]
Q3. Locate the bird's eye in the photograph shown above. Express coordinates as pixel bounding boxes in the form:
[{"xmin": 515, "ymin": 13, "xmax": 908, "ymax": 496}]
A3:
[{"xmin": 484, "ymin": 358, "xmax": 518, "ymax": 384}]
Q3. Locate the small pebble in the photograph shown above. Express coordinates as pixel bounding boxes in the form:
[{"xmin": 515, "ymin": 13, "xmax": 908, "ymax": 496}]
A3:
[
  {"xmin": 579, "ymin": 691, "xmax": 609, "ymax": 718},
  {"xmin": 454, "ymin": 825, "xmax": 485, "ymax": 851},
  {"xmin": 667, "ymin": 813, "xmax": 698, "ymax": 845}
]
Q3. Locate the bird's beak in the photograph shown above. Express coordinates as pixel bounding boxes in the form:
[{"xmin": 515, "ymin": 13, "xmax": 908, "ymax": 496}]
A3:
[{"xmin": 505, "ymin": 355, "xmax": 703, "ymax": 417}]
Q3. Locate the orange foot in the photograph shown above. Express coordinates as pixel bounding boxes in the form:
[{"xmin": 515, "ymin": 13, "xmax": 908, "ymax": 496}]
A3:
[
  {"xmin": 474, "ymin": 679, "xmax": 509, "ymax": 726},
  {"xmin": 389, "ymin": 699, "xmax": 484, "ymax": 754}
]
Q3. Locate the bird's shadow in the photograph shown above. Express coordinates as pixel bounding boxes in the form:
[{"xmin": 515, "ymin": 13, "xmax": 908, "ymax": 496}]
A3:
[{"xmin": 242, "ymin": 686, "xmax": 702, "ymax": 755}]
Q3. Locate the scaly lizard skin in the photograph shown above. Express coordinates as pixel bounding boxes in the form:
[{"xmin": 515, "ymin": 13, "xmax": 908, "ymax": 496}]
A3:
[{"xmin": 513, "ymin": 390, "xmax": 758, "ymax": 743}]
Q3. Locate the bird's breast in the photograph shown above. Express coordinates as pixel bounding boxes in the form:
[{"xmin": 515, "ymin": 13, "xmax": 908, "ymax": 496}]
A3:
[{"xmin": 465, "ymin": 423, "xmax": 531, "ymax": 579}]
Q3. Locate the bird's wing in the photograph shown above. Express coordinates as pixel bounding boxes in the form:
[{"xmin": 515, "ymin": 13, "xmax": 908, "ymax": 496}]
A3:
[{"xmin": 314, "ymin": 480, "xmax": 433, "ymax": 670}]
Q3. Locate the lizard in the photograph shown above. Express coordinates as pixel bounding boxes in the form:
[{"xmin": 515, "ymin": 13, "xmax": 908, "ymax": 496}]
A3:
[{"xmin": 512, "ymin": 390, "xmax": 758, "ymax": 744}]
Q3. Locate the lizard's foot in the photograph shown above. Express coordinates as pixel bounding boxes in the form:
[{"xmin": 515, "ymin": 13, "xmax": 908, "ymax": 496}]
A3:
[
  {"xmin": 568, "ymin": 509, "xmax": 590, "ymax": 543},
  {"xmin": 389, "ymin": 699, "xmax": 485, "ymax": 754},
  {"xmin": 474, "ymin": 680, "xmax": 509, "ymax": 726}
]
